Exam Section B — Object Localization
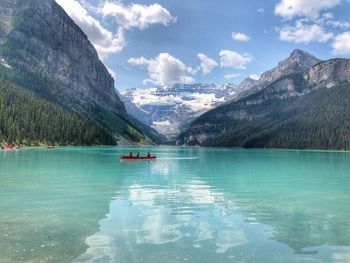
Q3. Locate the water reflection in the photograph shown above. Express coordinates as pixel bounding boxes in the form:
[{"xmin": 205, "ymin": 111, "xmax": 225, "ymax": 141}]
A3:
[
  {"xmin": 0, "ymin": 148, "xmax": 128, "ymax": 263},
  {"xmin": 2, "ymin": 147, "xmax": 348, "ymax": 262},
  {"xmin": 74, "ymin": 178, "xmax": 253, "ymax": 262},
  {"xmin": 74, "ymin": 148, "xmax": 350, "ymax": 263}
]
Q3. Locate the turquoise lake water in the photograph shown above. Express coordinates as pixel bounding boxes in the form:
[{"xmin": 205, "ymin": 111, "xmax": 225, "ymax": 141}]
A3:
[{"xmin": 1, "ymin": 147, "xmax": 350, "ymax": 263}]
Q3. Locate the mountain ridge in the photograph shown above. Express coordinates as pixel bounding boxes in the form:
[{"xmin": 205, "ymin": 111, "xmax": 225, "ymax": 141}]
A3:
[
  {"xmin": 177, "ymin": 49, "xmax": 350, "ymax": 150},
  {"xmin": 0, "ymin": 0, "xmax": 165, "ymax": 145},
  {"xmin": 259, "ymin": 49, "xmax": 321, "ymax": 84}
]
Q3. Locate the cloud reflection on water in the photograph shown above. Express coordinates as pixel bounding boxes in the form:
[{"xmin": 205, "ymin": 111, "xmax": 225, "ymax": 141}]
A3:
[
  {"xmin": 72, "ymin": 149, "xmax": 350, "ymax": 263},
  {"xmin": 73, "ymin": 177, "xmax": 253, "ymax": 262}
]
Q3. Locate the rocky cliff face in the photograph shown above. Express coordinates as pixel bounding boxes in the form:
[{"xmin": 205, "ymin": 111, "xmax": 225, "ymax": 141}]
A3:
[
  {"xmin": 236, "ymin": 49, "xmax": 321, "ymax": 99},
  {"xmin": 119, "ymin": 92, "xmax": 153, "ymax": 126},
  {"xmin": 305, "ymin": 59, "xmax": 350, "ymax": 89},
  {"xmin": 178, "ymin": 50, "xmax": 350, "ymax": 150},
  {"xmin": 237, "ymin": 77, "xmax": 258, "ymax": 90},
  {"xmin": 0, "ymin": 0, "xmax": 164, "ymax": 145},
  {"xmin": 0, "ymin": 1, "xmax": 14, "ymax": 41},
  {"xmin": 259, "ymin": 49, "xmax": 321, "ymax": 84},
  {"xmin": 1, "ymin": 0, "xmax": 125, "ymax": 114}
]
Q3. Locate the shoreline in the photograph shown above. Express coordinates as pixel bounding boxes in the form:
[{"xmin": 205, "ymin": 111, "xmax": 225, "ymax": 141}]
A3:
[{"xmin": 2, "ymin": 145, "xmax": 350, "ymax": 154}]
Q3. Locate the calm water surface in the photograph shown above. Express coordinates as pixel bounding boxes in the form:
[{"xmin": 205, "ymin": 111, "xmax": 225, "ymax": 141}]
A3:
[{"xmin": 1, "ymin": 147, "xmax": 350, "ymax": 263}]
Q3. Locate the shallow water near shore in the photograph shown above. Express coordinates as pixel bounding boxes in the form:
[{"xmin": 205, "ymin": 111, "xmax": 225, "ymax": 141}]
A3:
[{"xmin": 1, "ymin": 147, "xmax": 350, "ymax": 263}]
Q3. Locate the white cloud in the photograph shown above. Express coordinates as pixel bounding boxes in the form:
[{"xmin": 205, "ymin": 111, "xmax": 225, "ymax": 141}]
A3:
[
  {"xmin": 56, "ymin": 0, "xmax": 125, "ymax": 58},
  {"xmin": 321, "ymin": 12, "xmax": 334, "ymax": 20},
  {"xmin": 56, "ymin": 0, "xmax": 176, "ymax": 58},
  {"xmin": 219, "ymin": 50, "xmax": 253, "ymax": 70},
  {"xmin": 197, "ymin": 53, "xmax": 218, "ymax": 75},
  {"xmin": 224, "ymin": 73, "xmax": 241, "ymax": 79},
  {"xmin": 278, "ymin": 20, "xmax": 333, "ymax": 44},
  {"xmin": 327, "ymin": 20, "xmax": 350, "ymax": 29},
  {"xmin": 128, "ymin": 88, "xmax": 225, "ymax": 113},
  {"xmin": 128, "ymin": 53, "xmax": 195, "ymax": 86},
  {"xmin": 232, "ymin": 32, "xmax": 250, "ymax": 42},
  {"xmin": 275, "ymin": 0, "xmax": 341, "ymax": 20},
  {"xmin": 316, "ymin": 13, "xmax": 350, "ymax": 30},
  {"xmin": 332, "ymin": 32, "xmax": 350, "ymax": 54},
  {"xmin": 99, "ymin": 2, "xmax": 176, "ymax": 30}
]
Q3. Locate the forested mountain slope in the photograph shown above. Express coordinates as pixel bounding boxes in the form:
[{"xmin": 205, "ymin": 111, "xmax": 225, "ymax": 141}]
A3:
[
  {"xmin": 0, "ymin": 0, "xmax": 165, "ymax": 145},
  {"xmin": 0, "ymin": 78, "xmax": 116, "ymax": 145},
  {"xmin": 178, "ymin": 52, "xmax": 350, "ymax": 150}
]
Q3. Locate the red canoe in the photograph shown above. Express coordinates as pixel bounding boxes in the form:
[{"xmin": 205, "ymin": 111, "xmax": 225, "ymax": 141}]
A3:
[
  {"xmin": 121, "ymin": 156, "xmax": 156, "ymax": 160},
  {"xmin": 4, "ymin": 145, "xmax": 14, "ymax": 149}
]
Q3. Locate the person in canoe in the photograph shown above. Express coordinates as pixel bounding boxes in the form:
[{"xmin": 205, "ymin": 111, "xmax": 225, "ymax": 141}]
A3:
[{"xmin": 120, "ymin": 153, "xmax": 156, "ymax": 159}]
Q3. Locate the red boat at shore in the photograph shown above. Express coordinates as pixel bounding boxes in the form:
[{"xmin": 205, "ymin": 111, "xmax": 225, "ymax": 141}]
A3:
[{"xmin": 120, "ymin": 155, "xmax": 156, "ymax": 160}]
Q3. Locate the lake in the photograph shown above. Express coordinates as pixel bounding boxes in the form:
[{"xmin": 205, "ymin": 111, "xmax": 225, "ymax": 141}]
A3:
[{"xmin": 1, "ymin": 147, "xmax": 350, "ymax": 263}]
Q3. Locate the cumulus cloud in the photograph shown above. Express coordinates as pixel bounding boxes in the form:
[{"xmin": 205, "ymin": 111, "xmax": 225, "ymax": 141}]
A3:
[
  {"xmin": 99, "ymin": 2, "xmax": 176, "ymax": 30},
  {"xmin": 232, "ymin": 32, "xmax": 250, "ymax": 42},
  {"xmin": 219, "ymin": 50, "xmax": 253, "ymax": 70},
  {"xmin": 197, "ymin": 53, "xmax": 218, "ymax": 75},
  {"xmin": 332, "ymin": 32, "xmax": 350, "ymax": 55},
  {"xmin": 316, "ymin": 13, "xmax": 350, "ymax": 30},
  {"xmin": 275, "ymin": 0, "xmax": 341, "ymax": 20},
  {"xmin": 56, "ymin": 0, "xmax": 125, "ymax": 57},
  {"xmin": 128, "ymin": 53, "xmax": 195, "ymax": 86},
  {"xmin": 56, "ymin": 0, "xmax": 176, "ymax": 58},
  {"xmin": 278, "ymin": 20, "xmax": 333, "ymax": 44},
  {"xmin": 224, "ymin": 73, "xmax": 241, "ymax": 79},
  {"xmin": 327, "ymin": 20, "xmax": 350, "ymax": 29}
]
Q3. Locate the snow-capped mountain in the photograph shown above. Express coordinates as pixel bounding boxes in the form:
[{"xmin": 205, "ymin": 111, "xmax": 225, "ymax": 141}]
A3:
[{"xmin": 122, "ymin": 83, "xmax": 251, "ymax": 139}]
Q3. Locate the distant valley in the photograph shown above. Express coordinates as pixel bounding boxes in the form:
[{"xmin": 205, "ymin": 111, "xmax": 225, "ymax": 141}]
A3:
[
  {"xmin": 118, "ymin": 49, "xmax": 350, "ymax": 150},
  {"xmin": 121, "ymin": 81, "xmax": 257, "ymax": 140}
]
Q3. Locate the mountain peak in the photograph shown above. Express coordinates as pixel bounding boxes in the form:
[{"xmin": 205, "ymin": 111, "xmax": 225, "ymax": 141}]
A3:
[
  {"xmin": 259, "ymin": 49, "xmax": 321, "ymax": 84},
  {"xmin": 290, "ymin": 48, "xmax": 310, "ymax": 56},
  {"xmin": 288, "ymin": 49, "xmax": 320, "ymax": 64},
  {"xmin": 238, "ymin": 77, "xmax": 258, "ymax": 90}
]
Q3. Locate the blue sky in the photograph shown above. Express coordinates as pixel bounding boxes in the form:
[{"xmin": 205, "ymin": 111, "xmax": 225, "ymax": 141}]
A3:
[{"xmin": 56, "ymin": 0, "xmax": 350, "ymax": 91}]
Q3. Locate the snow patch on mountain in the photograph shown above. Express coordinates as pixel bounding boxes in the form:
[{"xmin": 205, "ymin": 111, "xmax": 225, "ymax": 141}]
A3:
[
  {"xmin": 122, "ymin": 83, "xmax": 252, "ymax": 139},
  {"xmin": 0, "ymin": 58, "xmax": 12, "ymax": 69}
]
